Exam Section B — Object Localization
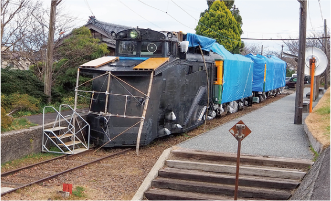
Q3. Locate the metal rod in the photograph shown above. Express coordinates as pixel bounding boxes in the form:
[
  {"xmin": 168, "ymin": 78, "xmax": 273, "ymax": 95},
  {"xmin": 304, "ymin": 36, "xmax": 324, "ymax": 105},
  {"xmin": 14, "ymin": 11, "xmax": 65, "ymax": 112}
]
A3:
[
  {"xmin": 104, "ymin": 72, "xmax": 112, "ymax": 113},
  {"xmin": 234, "ymin": 137, "xmax": 242, "ymax": 200},
  {"xmin": 77, "ymin": 72, "xmax": 109, "ymax": 88},
  {"xmin": 309, "ymin": 58, "xmax": 315, "ymax": 113},
  {"xmin": 94, "ymin": 121, "xmax": 142, "ymax": 153},
  {"xmin": 234, "ymin": 124, "xmax": 244, "ymax": 200},
  {"xmin": 110, "ymin": 73, "xmax": 148, "ymax": 97},
  {"xmin": 136, "ymin": 71, "xmax": 154, "ymax": 155}
]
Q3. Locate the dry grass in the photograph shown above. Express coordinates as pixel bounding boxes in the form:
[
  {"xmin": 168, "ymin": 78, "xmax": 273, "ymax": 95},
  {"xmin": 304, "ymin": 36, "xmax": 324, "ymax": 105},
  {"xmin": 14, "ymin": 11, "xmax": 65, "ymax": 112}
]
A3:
[{"xmin": 305, "ymin": 88, "xmax": 330, "ymax": 149}]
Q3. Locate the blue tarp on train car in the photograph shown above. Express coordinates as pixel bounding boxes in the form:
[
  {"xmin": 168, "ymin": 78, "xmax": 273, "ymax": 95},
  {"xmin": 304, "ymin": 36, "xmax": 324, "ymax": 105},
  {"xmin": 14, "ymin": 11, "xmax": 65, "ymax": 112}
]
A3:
[
  {"xmin": 186, "ymin": 33, "xmax": 216, "ymax": 51},
  {"xmin": 245, "ymin": 54, "xmax": 286, "ymax": 92},
  {"xmin": 211, "ymin": 43, "xmax": 253, "ymax": 104},
  {"xmin": 245, "ymin": 54, "xmax": 265, "ymax": 92},
  {"xmin": 266, "ymin": 55, "xmax": 287, "ymax": 89}
]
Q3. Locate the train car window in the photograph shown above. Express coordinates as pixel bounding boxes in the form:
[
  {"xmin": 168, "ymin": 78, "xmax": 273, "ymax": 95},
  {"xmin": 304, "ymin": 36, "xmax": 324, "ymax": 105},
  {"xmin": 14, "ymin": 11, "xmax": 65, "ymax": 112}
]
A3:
[
  {"xmin": 199, "ymin": 66, "xmax": 204, "ymax": 71},
  {"xmin": 141, "ymin": 42, "xmax": 163, "ymax": 56},
  {"xmin": 118, "ymin": 41, "xmax": 137, "ymax": 55}
]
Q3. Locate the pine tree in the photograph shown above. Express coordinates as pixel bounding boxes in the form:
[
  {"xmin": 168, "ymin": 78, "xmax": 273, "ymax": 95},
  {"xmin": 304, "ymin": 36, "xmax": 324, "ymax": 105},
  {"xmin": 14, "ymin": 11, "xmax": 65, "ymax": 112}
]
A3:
[{"xmin": 196, "ymin": 0, "xmax": 242, "ymax": 53}]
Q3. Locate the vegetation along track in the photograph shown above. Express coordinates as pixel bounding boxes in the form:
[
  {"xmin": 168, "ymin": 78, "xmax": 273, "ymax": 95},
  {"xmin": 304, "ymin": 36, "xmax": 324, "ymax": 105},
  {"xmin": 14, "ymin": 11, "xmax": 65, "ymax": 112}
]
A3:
[{"xmin": 1, "ymin": 148, "xmax": 131, "ymax": 196}]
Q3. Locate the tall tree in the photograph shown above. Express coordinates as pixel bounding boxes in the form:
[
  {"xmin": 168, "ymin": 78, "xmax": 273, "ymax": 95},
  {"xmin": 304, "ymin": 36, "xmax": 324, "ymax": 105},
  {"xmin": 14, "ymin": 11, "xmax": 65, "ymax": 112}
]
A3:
[
  {"xmin": 200, "ymin": 0, "xmax": 242, "ymax": 35},
  {"xmin": 195, "ymin": 0, "xmax": 242, "ymax": 53},
  {"xmin": 53, "ymin": 27, "xmax": 109, "ymax": 94}
]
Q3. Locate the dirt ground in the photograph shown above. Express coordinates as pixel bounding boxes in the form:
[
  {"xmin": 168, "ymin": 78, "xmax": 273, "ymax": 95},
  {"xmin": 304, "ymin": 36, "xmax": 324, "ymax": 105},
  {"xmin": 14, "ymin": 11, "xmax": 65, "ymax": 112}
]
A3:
[{"xmin": 1, "ymin": 93, "xmax": 291, "ymax": 200}]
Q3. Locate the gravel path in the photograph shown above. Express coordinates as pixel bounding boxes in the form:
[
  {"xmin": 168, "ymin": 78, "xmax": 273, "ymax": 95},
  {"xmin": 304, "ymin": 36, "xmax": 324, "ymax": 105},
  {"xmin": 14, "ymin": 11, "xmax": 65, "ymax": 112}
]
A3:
[{"xmin": 178, "ymin": 89, "xmax": 316, "ymax": 159}]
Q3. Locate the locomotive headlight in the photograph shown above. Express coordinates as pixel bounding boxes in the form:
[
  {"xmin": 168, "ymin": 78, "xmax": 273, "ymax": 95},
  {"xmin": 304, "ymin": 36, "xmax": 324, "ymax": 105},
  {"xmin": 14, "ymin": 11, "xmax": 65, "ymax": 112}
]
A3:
[{"xmin": 129, "ymin": 30, "xmax": 139, "ymax": 39}]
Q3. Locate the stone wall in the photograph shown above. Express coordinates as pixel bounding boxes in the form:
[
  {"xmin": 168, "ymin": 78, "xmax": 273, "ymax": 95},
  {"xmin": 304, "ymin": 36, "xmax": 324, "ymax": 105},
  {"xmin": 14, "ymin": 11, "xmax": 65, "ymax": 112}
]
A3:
[
  {"xmin": 2, "ymin": 124, "xmax": 48, "ymax": 164},
  {"xmin": 1, "ymin": 118, "xmax": 87, "ymax": 164}
]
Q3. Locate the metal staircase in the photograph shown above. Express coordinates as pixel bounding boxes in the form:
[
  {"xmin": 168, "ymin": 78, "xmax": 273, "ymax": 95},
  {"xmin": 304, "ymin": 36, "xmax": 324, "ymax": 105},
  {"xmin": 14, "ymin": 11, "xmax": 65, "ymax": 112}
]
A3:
[{"xmin": 42, "ymin": 104, "xmax": 90, "ymax": 154}]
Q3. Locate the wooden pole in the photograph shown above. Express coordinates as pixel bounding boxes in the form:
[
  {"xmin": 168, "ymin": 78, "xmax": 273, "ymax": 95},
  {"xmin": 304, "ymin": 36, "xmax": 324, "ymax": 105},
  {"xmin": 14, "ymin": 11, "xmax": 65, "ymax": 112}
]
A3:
[
  {"xmin": 294, "ymin": 0, "xmax": 307, "ymax": 124},
  {"xmin": 136, "ymin": 71, "xmax": 154, "ymax": 155},
  {"xmin": 324, "ymin": 19, "xmax": 329, "ymax": 90}
]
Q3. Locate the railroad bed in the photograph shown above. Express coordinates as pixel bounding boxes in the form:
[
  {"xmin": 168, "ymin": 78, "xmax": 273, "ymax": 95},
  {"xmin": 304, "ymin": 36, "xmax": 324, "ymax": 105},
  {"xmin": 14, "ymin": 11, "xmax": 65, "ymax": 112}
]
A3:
[{"xmin": 1, "ymin": 148, "xmax": 131, "ymax": 196}]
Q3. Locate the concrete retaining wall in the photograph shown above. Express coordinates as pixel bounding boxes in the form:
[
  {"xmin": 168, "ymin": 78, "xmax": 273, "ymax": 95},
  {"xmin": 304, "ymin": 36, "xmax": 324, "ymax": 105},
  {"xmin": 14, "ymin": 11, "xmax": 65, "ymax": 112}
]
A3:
[
  {"xmin": 2, "ymin": 123, "xmax": 51, "ymax": 164},
  {"xmin": 1, "ymin": 117, "xmax": 87, "ymax": 164}
]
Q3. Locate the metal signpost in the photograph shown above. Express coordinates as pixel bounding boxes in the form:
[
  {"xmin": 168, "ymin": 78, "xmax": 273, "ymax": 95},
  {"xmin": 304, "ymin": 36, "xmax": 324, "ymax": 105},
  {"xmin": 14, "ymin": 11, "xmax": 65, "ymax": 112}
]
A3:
[{"xmin": 229, "ymin": 120, "xmax": 251, "ymax": 200}]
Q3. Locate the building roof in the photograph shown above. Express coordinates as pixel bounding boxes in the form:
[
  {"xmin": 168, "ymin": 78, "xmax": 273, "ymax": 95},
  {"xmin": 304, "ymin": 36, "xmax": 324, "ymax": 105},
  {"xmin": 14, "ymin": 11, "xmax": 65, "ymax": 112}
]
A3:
[
  {"xmin": 86, "ymin": 16, "xmax": 132, "ymax": 38},
  {"xmin": 84, "ymin": 16, "xmax": 132, "ymax": 48}
]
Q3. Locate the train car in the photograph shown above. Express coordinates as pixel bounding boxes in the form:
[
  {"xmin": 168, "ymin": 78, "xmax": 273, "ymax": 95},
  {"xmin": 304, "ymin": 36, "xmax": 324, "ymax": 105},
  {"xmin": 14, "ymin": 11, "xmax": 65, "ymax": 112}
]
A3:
[
  {"xmin": 245, "ymin": 54, "xmax": 286, "ymax": 102},
  {"xmin": 77, "ymin": 28, "xmax": 253, "ymax": 148}
]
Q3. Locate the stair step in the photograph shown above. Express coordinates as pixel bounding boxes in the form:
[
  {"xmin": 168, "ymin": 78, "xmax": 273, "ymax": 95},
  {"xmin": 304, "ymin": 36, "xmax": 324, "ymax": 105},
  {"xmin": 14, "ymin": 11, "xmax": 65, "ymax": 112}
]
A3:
[
  {"xmin": 44, "ymin": 126, "xmax": 67, "ymax": 132},
  {"xmin": 151, "ymin": 177, "xmax": 291, "ymax": 200},
  {"xmin": 159, "ymin": 167, "xmax": 299, "ymax": 190},
  {"xmin": 58, "ymin": 140, "xmax": 82, "ymax": 147},
  {"xmin": 145, "ymin": 188, "xmax": 256, "ymax": 200},
  {"xmin": 64, "ymin": 148, "xmax": 89, "ymax": 154},
  {"xmin": 170, "ymin": 149, "xmax": 313, "ymax": 170},
  {"xmin": 50, "ymin": 133, "xmax": 74, "ymax": 139},
  {"xmin": 166, "ymin": 159, "xmax": 306, "ymax": 180}
]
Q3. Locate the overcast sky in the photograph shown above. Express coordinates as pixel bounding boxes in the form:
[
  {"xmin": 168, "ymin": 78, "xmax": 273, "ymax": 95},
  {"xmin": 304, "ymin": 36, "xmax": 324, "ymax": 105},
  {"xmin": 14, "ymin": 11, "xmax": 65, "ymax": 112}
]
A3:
[{"xmin": 51, "ymin": 0, "xmax": 330, "ymax": 53}]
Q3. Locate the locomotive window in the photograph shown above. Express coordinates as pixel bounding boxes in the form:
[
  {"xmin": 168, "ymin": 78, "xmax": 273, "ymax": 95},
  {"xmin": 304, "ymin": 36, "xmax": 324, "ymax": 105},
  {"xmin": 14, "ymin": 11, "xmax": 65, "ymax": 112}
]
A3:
[
  {"xmin": 118, "ymin": 41, "xmax": 137, "ymax": 55},
  {"xmin": 141, "ymin": 42, "xmax": 162, "ymax": 56}
]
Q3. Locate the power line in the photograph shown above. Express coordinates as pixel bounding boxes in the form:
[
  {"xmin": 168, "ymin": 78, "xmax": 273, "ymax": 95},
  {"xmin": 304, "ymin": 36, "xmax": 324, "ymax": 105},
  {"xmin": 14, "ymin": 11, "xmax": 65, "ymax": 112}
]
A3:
[
  {"xmin": 118, "ymin": 0, "xmax": 162, "ymax": 30},
  {"xmin": 136, "ymin": 0, "xmax": 195, "ymax": 30},
  {"xmin": 307, "ymin": 0, "xmax": 315, "ymax": 31},
  {"xmin": 169, "ymin": 0, "xmax": 241, "ymax": 43},
  {"xmin": 318, "ymin": 0, "xmax": 324, "ymax": 21},
  {"xmin": 84, "ymin": 0, "xmax": 94, "ymax": 16}
]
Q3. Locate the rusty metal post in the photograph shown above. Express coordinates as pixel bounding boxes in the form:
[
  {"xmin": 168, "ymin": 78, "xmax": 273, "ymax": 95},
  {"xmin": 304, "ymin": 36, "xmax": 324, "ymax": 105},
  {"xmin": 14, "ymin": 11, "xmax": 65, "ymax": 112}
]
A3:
[{"xmin": 234, "ymin": 124, "xmax": 245, "ymax": 200}]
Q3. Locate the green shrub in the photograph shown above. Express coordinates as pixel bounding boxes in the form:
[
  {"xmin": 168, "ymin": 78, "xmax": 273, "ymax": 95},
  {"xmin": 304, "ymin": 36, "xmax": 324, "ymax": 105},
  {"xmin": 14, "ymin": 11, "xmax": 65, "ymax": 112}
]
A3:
[
  {"xmin": 1, "ymin": 93, "xmax": 40, "ymax": 117},
  {"xmin": 1, "ymin": 107, "xmax": 13, "ymax": 129}
]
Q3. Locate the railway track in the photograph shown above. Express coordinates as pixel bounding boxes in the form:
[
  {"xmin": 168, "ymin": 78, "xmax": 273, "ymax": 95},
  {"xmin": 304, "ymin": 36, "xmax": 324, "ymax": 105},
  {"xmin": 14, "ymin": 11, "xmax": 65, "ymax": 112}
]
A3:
[{"xmin": 1, "ymin": 148, "xmax": 131, "ymax": 196}]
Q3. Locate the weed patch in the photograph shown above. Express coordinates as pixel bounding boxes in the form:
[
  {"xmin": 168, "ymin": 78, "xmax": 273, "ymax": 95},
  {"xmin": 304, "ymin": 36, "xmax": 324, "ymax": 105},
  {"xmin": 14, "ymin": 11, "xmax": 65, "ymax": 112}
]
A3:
[
  {"xmin": 316, "ymin": 106, "xmax": 330, "ymax": 115},
  {"xmin": 72, "ymin": 186, "xmax": 85, "ymax": 198},
  {"xmin": 1, "ymin": 118, "xmax": 37, "ymax": 132}
]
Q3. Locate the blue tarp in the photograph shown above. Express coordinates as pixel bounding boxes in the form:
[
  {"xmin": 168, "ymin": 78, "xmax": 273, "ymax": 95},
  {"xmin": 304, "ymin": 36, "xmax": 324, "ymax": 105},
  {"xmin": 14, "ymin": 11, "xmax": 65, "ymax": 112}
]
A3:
[
  {"xmin": 211, "ymin": 43, "xmax": 253, "ymax": 104},
  {"xmin": 245, "ymin": 54, "xmax": 286, "ymax": 92},
  {"xmin": 266, "ymin": 55, "xmax": 287, "ymax": 89},
  {"xmin": 186, "ymin": 33, "xmax": 216, "ymax": 51},
  {"xmin": 245, "ymin": 54, "xmax": 266, "ymax": 92}
]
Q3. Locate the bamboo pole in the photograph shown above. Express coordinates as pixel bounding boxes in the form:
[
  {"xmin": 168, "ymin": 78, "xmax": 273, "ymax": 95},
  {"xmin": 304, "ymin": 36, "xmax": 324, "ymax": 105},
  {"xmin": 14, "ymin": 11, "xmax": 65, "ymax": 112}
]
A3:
[
  {"xmin": 136, "ymin": 71, "xmax": 154, "ymax": 155},
  {"xmin": 199, "ymin": 45, "xmax": 209, "ymax": 126},
  {"xmin": 104, "ymin": 72, "xmax": 112, "ymax": 113}
]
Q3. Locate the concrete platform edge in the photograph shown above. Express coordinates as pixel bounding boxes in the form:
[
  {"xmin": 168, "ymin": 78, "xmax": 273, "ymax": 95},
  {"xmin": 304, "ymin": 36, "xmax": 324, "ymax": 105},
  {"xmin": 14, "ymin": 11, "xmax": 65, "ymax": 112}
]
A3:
[
  {"xmin": 131, "ymin": 147, "xmax": 172, "ymax": 201},
  {"xmin": 304, "ymin": 123, "xmax": 324, "ymax": 154}
]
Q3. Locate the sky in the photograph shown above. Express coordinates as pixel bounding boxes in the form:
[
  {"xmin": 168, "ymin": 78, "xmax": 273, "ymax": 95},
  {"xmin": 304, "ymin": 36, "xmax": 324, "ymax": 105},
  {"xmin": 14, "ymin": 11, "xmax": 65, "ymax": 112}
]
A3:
[{"xmin": 48, "ymin": 0, "xmax": 330, "ymax": 54}]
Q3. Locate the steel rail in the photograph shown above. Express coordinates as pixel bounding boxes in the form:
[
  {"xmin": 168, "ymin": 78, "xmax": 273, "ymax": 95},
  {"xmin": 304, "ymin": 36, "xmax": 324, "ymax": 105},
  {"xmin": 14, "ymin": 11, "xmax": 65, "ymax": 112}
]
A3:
[
  {"xmin": 1, "ymin": 149, "xmax": 93, "ymax": 177},
  {"xmin": 1, "ymin": 148, "xmax": 131, "ymax": 197}
]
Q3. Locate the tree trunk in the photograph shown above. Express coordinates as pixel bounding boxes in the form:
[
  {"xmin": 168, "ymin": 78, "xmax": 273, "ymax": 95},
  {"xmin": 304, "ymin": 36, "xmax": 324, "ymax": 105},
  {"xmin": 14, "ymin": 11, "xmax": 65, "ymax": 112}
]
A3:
[{"xmin": 45, "ymin": 0, "xmax": 57, "ymax": 103}]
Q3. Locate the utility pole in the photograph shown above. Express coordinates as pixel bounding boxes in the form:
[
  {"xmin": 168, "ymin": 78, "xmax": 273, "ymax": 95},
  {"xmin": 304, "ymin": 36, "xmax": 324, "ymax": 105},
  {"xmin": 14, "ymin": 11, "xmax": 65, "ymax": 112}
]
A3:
[
  {"xmin": 261, "ymin": 45, "xmax": 263, "ymax": 55},
  {"xmin": 45, "ymin": 0, "xmax": 61, "ymax": 103},
  {"xmin": 324, "ymin": 19, "xmax": 329, "ymax": 90},
  {"xmin": 281, "ymin": 45, "xmax": 284, "ymax": 59},
  {"xmin": 294, "ymin": 0, "xmax": 307, "ymax": 124}
]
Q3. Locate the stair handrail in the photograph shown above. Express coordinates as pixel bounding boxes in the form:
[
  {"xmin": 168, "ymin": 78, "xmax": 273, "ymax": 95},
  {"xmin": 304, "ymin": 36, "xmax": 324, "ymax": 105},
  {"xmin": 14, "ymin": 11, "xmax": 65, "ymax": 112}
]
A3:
[{"xmin": 59, "ymin": 104, "xmax": 90, "ymax": 150}]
